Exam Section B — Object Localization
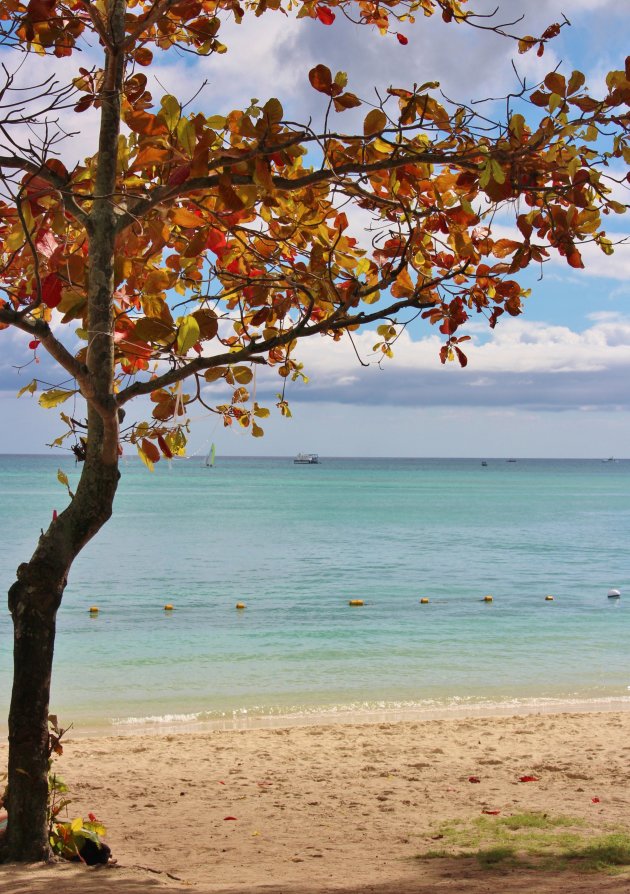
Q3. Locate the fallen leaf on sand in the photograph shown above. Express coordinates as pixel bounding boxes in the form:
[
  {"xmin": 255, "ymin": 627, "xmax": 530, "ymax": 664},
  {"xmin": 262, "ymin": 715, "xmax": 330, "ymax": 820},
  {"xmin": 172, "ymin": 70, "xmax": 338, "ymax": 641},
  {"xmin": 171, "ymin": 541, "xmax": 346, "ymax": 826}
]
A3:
[
  {"xmin": 519, "ymin": 775, "xmax": 540, "ymax": 782},
  {"xmin": 482, "ymin": 809, "xmax": 501, "ymax": 815},
  {"xmin": 224, "ymin": 816, "xmax": 237, "ymax": 821},
  {"xmin": 468, "ymin": 776, "xmax": 481, "ymax": 783}
]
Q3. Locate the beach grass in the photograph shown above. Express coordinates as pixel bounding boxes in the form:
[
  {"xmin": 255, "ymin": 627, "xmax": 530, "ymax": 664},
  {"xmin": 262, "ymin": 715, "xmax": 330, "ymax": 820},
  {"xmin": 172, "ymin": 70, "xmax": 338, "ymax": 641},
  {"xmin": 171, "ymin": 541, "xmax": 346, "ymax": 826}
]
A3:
[{"xmin": 417, "ymin": 812, "xmax": 630, "ymax": 874}]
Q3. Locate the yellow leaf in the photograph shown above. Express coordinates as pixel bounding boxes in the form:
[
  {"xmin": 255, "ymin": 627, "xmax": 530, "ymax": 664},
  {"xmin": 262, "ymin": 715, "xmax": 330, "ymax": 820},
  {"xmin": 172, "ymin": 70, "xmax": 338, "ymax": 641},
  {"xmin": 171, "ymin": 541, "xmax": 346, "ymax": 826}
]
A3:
[
  {"xmin": 70, "ymin": 817, "xmax": 84, "ymax": 834},
  {"xmin": 57, "ymin": 469, "xmax": 69, "ymax": 488},
  {"xmin": 137, "ymin": 445, "xmax": 155, "ymax": 472},
  {"xmin": 252, "ymin": 422, "xmax": 264, "ymax": 437},
  {"xmin": 18, "ymin": 380, "xmax": 37, "ymax": 398},
  {"xmin": 176, "ymin": 316, "xmax": 200, "ymax": 355},
  {"xmin": 39, "ymin": 389, "xmax": 77, "ymax": 409}
]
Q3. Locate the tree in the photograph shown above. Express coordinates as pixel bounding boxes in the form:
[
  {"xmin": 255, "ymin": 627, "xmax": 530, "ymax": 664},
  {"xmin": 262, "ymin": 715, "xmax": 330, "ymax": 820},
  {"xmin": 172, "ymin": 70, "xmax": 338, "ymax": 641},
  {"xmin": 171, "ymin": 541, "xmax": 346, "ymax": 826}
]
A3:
[{"xmin": 0, "ymin": 0, "xmax": 628, "ymax": 862}]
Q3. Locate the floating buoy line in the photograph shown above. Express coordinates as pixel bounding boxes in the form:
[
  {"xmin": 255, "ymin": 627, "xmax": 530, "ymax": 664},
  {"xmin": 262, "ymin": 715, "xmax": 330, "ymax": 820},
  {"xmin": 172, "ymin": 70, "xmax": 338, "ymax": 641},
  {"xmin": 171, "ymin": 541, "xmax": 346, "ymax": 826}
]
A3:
[{"xmin": 85, "ymin": 588, "xmax": 626, "ymax": 616}]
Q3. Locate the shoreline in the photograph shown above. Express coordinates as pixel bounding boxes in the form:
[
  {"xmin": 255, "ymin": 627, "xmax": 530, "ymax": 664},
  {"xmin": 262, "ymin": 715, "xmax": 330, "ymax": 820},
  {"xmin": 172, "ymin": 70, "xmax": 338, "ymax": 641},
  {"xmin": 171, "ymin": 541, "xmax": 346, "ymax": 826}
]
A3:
[
  {"xmin": 4, "ymin": 694, "xmax": 628, "ymax": 740},
  {"xmin": 2, "ymin": 708, "xmax": 630, "ymax": 893}
]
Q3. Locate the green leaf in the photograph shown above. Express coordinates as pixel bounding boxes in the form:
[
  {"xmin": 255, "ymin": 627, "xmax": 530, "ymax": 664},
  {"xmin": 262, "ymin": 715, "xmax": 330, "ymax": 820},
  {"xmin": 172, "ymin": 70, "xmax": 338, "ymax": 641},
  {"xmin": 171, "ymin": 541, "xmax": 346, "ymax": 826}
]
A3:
[
  {"xmin": 39, "ymin": 389, "xmax": 77, "ymax": 409},
  {"xmin": 207, "ymin": 115, "xmax": 227, "ymax": 130},
  {"xmin": 176, "ymin": 315, "xmax": 200, "ymax": 355}
]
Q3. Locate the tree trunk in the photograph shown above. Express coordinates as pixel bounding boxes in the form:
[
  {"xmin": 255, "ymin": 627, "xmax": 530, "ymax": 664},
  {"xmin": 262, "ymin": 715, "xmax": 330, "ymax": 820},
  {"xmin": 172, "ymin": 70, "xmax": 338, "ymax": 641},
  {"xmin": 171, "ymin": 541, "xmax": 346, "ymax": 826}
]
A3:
[
  {"xmin": 3, "ymin": 456, "xmax": 120, "ymax": 862},
  {"xmin": 5, "ymin": 574, "xmax": 60, "ymax": 861}
]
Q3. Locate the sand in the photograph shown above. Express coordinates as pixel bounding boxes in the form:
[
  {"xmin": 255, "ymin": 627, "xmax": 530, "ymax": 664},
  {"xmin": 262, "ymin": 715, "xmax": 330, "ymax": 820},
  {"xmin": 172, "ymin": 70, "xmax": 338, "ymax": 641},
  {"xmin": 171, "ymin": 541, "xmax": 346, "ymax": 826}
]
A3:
[{"xmin": 2, "ymin": 710, "xmax": 630, "ymax": 894}]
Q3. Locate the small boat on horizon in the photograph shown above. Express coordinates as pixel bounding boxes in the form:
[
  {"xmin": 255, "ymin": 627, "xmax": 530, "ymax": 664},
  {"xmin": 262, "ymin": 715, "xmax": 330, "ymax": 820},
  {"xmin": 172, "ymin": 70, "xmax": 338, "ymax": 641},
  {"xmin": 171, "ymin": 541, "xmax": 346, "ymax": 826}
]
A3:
[
  {"xmin": 204, "ymin": 443, "xmax": 216, "ymax": 468},
  {"xmin": 294, "ymin": 453, "xmax": 320, "ymax": 464},
  {"xmin": 602, "ymin": 457, "xmax": 617, "ymax": 463}
]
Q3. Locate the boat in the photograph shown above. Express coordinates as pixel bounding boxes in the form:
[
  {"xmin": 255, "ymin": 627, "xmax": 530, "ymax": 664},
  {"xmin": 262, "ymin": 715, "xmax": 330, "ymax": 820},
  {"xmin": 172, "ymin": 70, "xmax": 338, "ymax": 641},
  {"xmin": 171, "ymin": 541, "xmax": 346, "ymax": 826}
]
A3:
[
  {"xmin": 204, "ymin": 443, "xmax": 216, "ymax": 468},
  {"xmin": 506, "ymin": 458, "xmax": 517, "ymax": 463},
  {"xmin": 481, "ymin": 461, "xmax": 488, "ymax": 467},
  {"xmin": 294, "ymin": 453, "xmax": 319, "ymax": 464},
  {"xmin": 602, "ymin": 457, "xmax": 617, "ymax": 463},
  {"xmin": 607, "ymin": 588, "xmax": 621, "ymax": 598}
]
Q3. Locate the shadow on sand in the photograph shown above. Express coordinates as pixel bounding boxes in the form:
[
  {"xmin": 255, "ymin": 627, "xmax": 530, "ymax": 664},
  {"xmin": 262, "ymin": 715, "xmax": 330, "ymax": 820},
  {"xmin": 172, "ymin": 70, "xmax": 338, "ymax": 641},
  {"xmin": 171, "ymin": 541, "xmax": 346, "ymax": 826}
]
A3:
[{"xmin": 2, "ymin": 858, "xmax": 630, "ymax": 894}]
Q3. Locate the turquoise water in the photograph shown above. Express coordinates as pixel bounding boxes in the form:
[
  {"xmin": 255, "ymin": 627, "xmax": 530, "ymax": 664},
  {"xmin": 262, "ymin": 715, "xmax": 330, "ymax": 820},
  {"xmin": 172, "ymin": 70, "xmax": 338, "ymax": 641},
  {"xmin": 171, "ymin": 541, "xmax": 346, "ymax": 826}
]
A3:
[{"xmin": 0, "ymin": 455, "xmax": 629, "ymax": 732}]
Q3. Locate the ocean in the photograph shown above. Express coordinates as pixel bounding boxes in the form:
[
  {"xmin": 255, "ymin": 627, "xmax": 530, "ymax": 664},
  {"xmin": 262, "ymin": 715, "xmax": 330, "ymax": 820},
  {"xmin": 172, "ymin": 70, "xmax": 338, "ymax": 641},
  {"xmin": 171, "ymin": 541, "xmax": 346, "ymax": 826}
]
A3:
[{"xmin": 0, "ymin": 454, "xmax": 629, "ymax": 734}]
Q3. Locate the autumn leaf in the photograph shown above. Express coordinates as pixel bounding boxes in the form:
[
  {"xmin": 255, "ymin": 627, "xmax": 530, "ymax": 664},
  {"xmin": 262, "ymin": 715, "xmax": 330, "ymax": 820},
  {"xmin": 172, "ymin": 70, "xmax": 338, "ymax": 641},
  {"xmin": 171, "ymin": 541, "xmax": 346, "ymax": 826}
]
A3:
[
  {"xmin": 41, "ymin": 273, "xmax": 63, "ymax": 308},
  {"xmin": 176, "ymin": 316, "xmax": 201, "ymax": 354},
  {"xmin": 315, "ymin": 6, "xmax": 335, "ymax": 25},
  {"xmin": 309, "ymin": 64, "xmax": 334, "ymax": 96},
  {"xmin": 39, "ymin": 389, "xmax": 77, "ymax": 409},
  {"xmin": 364, "ymin": 108, "xmax": 387, "ymax": 136}
]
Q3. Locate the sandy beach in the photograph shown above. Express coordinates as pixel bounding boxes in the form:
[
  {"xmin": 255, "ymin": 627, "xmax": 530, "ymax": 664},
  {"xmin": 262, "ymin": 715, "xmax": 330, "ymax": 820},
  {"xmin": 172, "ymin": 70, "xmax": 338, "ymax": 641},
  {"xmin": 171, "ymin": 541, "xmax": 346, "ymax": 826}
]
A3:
[{"xmin": 2, "ymin": 710, "xmax": 630, "ymax": 894}]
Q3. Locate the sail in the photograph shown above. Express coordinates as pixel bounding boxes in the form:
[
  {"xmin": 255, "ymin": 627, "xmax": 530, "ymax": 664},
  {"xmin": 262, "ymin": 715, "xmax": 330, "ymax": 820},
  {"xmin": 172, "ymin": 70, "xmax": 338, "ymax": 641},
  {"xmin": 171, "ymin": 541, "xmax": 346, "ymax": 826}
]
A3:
[{"xmin": 205, "ymin": 443, "xmax": 216, "ymax": 467}]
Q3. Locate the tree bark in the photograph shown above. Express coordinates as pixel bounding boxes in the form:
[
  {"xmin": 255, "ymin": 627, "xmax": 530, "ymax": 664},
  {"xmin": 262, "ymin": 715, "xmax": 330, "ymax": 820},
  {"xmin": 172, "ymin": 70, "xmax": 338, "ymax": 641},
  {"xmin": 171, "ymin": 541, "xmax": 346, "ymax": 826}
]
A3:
[{"xmin": 4, "ymin": 457, "xmax": 120, "ymax": 861}]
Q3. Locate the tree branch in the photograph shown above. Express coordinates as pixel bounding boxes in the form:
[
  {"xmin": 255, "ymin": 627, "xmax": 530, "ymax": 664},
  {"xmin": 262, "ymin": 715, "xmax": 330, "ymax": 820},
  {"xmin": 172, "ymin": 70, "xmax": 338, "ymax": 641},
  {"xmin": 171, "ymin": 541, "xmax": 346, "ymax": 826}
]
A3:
[
  {"xmin": 0, "ymin": 306, "xmax": 89, "ymax": 386},
  {"xmin": 116, "ymin": 148, "xmax": 480, "ymax": 232},
  {"xmin": 115, "ymin": 291, "xmax": 439, "ymax": 406},
  {"xmin": 0, "ymin": 155, "xmax": 89, "ymax": 226}
]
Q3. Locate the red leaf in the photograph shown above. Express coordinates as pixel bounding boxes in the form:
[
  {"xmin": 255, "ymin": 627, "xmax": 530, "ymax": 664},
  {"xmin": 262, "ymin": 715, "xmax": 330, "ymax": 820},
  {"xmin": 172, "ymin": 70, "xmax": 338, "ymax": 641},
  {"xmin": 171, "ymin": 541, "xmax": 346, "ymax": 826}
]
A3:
[
  {"xmin": 396, "ymin": 33, "xmax": 408, "ymax": 45},
  {"xmin": 168, "ymin": 164, "xmax": 191, "ymax": 186},
  {"xmin": 52, "ymin": 510, "xmax": 58, "ymax": 520},
  {"xmin": 206, "ymin": 228, "xmax": 228, "ymax": 256},
  {"xmin": 482, "ymin": 809, "xmax": 500, "ymax": 815},
  {"xmin": 591, "ymin": 797, "xmax": 600, "ymax": 803},
  {"xmin": 519, "ymin": 775, "xmax": 539, "ymax": 783},
  {"xmin": 315, "ymin": 5, "xmax": 335, "ymax": 25},
  {"xmin": 28, "ymin": 339, "xmax": 40, "ymax": 350},
  {"xmin": 468, "ymin": 776, "xmax": 481, "ymax": 783},
  {"xmin": 567, "ymin": 248, "xmax": 584, "ymax": 269},
  {"xmin": 157, "ymin": 434, "xmax": 173, "ymax": 459},
  {"xmin": 41, "ymin": 273, "xmax": 63, "ymax": 308},
  {"xmin": 224, "ymin": 816, "xmax": 237, "ymax": 820}
]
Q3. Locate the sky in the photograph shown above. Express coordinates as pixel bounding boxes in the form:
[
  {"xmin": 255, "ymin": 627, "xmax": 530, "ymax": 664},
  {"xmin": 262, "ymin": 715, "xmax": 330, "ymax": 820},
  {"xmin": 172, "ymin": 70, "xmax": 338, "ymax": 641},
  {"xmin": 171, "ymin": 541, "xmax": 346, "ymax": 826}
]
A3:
[{"xmin": 0, "ymin": 0, "xmax": 629, "ymax": 458}]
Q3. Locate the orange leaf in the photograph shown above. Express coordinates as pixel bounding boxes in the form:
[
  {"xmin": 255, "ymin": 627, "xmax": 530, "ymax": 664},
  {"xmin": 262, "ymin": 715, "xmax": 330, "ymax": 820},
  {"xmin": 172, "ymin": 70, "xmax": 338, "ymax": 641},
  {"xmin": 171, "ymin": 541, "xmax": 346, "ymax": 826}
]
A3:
[
  {"xmin": 171, "ymin": 207, "xmax": 202, "ymax": 228},
  {"xmin": 364, "ymin": 108, "xmax": 387, "ymax": 137}
]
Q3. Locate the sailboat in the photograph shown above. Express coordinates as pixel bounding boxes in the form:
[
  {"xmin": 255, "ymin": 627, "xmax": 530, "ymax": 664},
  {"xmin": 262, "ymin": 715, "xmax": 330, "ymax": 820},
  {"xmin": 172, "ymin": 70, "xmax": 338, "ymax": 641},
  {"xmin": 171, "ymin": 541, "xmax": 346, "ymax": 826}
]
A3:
[{"xmin": 204, "ymin": 442, "xmax": 216, "ymax": 468}]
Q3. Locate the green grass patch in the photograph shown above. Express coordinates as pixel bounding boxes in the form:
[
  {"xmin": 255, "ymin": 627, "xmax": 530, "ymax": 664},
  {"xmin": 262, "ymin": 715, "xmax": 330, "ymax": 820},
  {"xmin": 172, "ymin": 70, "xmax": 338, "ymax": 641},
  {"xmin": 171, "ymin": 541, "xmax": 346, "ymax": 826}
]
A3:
[{"xmin": 416, "ymin": 813, "xmax": 630, "ymax": 875}]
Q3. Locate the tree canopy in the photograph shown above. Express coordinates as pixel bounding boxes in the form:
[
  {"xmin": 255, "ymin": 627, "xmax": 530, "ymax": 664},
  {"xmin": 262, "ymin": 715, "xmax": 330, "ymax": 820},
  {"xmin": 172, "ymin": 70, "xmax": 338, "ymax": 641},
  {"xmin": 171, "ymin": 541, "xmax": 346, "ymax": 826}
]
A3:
[
  {"xmin": 0, "ymin": 0, "xmax": 627, "ymax": 465},
  {"xmin": 0, "ymin": 0, "xmax": 628, "ymax": 863}
]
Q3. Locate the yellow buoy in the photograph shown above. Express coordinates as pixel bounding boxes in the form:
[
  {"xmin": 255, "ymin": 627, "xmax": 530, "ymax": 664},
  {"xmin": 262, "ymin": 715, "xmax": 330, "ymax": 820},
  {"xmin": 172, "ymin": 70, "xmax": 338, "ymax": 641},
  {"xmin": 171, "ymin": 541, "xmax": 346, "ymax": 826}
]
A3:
[
  {"xmin": 235, "ymin": 602, "xmax": 246, "ymax": 610},
  {"xmin": 164, "ymin": 604, "xmax": 174, "ymax": 611},
  {"xmin": 348, "ymin": 599, "xmax": 364, "ymax": 606},
  {"xmin": 545, "ymin": 595, "xmax": 554, "ymax": 601},
  {"xmin": 420, "ymin": 597, "xmax": 430, "ymax": 604},
  {"xmin": 483, "ymin": 595, "xmax": 493, "ymax": 603},
  {"xmin": 88, "ymin": 606, "xmax": 99, "ymax": 614}
]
